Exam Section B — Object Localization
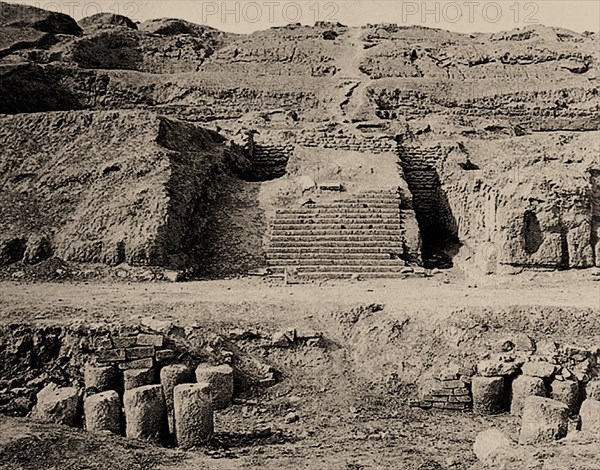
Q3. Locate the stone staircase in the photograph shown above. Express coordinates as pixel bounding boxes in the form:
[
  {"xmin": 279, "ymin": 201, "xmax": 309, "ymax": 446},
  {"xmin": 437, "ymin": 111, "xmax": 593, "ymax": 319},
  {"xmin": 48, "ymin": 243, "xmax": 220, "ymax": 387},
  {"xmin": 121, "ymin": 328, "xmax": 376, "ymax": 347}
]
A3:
[
  {"xmin": 266, "ymin": 189, "xmax": 410, "ymax": 279},
  {"xmin": 247, "ymin": 144, "xmax": 294, "ymax": 181}
]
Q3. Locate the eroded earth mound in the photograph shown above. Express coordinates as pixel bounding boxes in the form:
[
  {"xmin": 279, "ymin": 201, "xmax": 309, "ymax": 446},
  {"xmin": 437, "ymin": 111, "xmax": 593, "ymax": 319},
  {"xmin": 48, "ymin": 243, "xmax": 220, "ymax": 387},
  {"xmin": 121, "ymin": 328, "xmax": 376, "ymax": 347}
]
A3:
[{"xmin": 0, "ymin": 1, "xmax": 598, "ymax": 276}]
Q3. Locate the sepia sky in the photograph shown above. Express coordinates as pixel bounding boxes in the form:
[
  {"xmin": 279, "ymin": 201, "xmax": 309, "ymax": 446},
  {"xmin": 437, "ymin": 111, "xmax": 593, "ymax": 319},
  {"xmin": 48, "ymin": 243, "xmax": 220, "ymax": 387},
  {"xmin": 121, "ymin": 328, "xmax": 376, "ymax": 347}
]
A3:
[{"xmin": 16, "ymin": 0, "xmax": 600, "ymax": 34}]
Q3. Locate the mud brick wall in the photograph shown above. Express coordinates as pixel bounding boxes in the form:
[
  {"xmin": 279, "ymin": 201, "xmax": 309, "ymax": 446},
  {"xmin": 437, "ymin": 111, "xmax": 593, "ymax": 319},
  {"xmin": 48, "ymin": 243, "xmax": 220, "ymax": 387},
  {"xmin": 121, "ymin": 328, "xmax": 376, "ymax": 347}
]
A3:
[
  {"xmin": 297, "ymin": 129, "xmax": 396, "ymax": 154},
  {"xmin": 421, "ymin": 370, "xmax": 473, "ymax": 411},
  {"xmin": 93, "ymin": 332, "xmax": 175, "ymax": 370},
  {"xmin": 247, "ymin": 143, "xmax": 294, "ymax": 180},
  {"xmin": 397, "ymin": 145, "xmax": 454, "ymax": 244},
  {"xmin": 398, "ymin": 145, "xmax": 446, "ymax": 171}
]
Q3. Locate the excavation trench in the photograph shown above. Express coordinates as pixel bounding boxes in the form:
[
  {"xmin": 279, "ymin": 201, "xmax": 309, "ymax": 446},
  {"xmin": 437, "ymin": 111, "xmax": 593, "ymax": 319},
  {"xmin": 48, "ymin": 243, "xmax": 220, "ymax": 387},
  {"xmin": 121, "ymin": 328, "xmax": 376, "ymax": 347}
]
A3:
[{"xmin": 1, "ymin": 300, "xmax": 600, "ymax": 467}]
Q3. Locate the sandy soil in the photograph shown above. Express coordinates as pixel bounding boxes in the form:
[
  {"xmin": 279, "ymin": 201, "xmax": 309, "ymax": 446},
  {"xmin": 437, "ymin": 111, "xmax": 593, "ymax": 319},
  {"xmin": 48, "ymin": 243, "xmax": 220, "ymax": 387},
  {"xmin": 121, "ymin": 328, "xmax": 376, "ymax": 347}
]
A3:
[{"xmin": 0, "ymin": 269, "xmax": 598, "ymax": 470}]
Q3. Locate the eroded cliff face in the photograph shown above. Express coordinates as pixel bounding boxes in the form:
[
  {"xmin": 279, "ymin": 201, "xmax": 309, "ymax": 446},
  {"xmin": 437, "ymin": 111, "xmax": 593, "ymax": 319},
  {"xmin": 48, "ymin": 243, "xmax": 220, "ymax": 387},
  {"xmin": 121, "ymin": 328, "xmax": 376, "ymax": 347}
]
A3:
[
  {"xmin": 399, "ymin": 131, "xmax": 599, "ymax": 271},
  {"xmin": 0, "ymin": 1, "xmax": 598, "ymax": 273},
  {"xmin": 0, "ymin": 110, "xmax": 249, "ymax": 269}
]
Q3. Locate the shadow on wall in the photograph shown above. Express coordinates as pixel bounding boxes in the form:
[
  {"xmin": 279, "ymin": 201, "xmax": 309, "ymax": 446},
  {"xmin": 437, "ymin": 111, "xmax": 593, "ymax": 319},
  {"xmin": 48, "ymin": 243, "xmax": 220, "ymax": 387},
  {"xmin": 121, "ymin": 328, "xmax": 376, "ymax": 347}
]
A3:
[
  {"xmin": 522, "ymin": 211, "xmax": 544, "ymax": 256},
  {"xmin": 193, "ymin": 175, "xmax": 267, "ymax": 279}
]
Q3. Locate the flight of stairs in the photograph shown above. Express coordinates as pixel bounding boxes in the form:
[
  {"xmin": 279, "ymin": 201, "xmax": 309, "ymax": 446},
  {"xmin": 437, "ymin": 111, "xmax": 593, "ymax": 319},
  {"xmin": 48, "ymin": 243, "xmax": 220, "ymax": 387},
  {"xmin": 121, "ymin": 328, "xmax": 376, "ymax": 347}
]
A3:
[
  {"xmin": 266, "ymin": 189, "xmax": 409, "ymax": 279},
  {"xmin": 247, "ymin": 144, "xmax": 294, "ymax": 181}
]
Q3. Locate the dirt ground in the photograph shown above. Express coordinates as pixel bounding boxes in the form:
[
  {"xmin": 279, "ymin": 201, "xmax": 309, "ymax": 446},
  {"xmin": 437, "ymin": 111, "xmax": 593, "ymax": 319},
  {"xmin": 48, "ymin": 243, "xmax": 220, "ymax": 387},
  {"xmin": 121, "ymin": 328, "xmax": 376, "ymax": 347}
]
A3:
[
  {"xmin": 1, "ymin": 268, "xmax": 598, "ymax": 325},
  {"xmin": 0, "ymin": 269, "xmax": 599, "ymax": 469}
]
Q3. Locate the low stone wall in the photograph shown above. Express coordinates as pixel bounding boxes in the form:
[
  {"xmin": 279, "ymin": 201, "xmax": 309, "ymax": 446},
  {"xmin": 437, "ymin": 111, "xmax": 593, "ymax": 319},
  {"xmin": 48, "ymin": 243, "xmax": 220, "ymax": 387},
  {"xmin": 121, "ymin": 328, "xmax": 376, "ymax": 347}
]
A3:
[{"xmin": 296, "ymin": 128, "xmax": 396, "ymax": 154}]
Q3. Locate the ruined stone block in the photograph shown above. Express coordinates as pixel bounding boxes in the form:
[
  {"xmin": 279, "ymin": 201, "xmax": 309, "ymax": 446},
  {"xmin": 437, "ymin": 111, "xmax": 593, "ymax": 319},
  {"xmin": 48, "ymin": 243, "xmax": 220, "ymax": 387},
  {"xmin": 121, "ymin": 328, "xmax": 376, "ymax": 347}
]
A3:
[
  {"xmin": 173, "ymin": 383, "xmax": 213, "ymax": 448},
  {"xmin": 95, "ymin": 336, "xmax": 114, "ymax": 350},
  {"xmin": 123, "ymin": 368, "xmax": 156, "ymax": 390},
  {"xmin": 511, "ymin": 375, "xmax": 547, "ymax": 417},
  {"xmin": 118, "ymin": 357, "xmax": 154, "ymax": 370},
  {"xmin": 84, "ymin": 363, "xmax": 118, "ymax": 394},
  {"xmin": 155, "ymin": 349, "xmax": 176, "ymax": 362},
  {"xmin": 580, "ymin": 398, "xmax": 600, "ymax": 436},
  {"xmin": 32, "ymin": 383, "xmax": 81, "ymax": 427},
  {"xmin": 123, "ymin": 384, "xmax": 168, "ymax": 445},
  {"xmin": 522, "ymin": 361, "xmax": 557, "ymax": 379},
  {"xmin": 95, "ymin": 348, "xmax": 125, "ymax": 363},
  {"xmin": 160, "ymin": 364, "xmax": 193, "ymax": 434},
  {"xmin": 477, "ymin": 359, "xmax": 518, "ymax": 377},
  {"xmin": 448, "ymin": 395, "xmax": 472, "ymax": 403},
  {"xmin": 550, "ymin": 378, "xmax": 580, "ymax": 414},
  {"xmin": 112, "ymin": 336, "xmax": 137, "ymax": 348},
  {"xmin": 518, "ymin": 396, "xmax": 569, "ymax": 445},
  {"xmin": 473, "ymin": 376, "xmax": 506, "ymax": 415},
  {"xmin": 194, "ymin": 364, "xmax": 234, "ymax": 409},
  {"xmin": 586, "ymin": 380, "xmax": 600, "ymax": 401},
  {"xmin": 84, "ymin": 390, "xmax": 121, "ymax": 435},
  {"xmin": 137, "ymin": 333, "xmax": 164, "ymax": 347},
  {"xmin": 126, "ymin": 346, "xmax": 155, "ymax": 360}
]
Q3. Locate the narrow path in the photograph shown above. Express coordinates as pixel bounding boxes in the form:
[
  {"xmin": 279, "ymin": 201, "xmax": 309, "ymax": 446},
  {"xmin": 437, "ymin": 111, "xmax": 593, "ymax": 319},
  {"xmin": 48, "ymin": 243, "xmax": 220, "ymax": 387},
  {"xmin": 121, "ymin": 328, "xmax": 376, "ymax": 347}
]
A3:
[
  {"xmin": 338, "ymin": 28, "xmax": 373, "ymax": 120},
  {"xmin": 325, "ymin": 27, "xmax": 378, "ymax": 122}
]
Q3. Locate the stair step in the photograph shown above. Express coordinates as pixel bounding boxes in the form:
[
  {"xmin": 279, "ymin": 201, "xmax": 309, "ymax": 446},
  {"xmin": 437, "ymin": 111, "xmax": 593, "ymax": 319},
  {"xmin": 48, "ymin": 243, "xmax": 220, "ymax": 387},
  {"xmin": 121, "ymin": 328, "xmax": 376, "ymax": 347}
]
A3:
[
  {"xmin": 282, "ymin": 201, "xmax": 400, "ymax": 210},
  {"xmin": 270, "ymin": 229, "xmax": 402, "ymax": 237},
  {"xmin": 273, "ymin": 215, "xmax": 404, "ymax": 222},
  {"xmin": 269, "ymin": 244, "xmax": 404, "ymax": 251},
  {"xmin": 295, "ymin": 272, "xmax": 411, "ymax": 279},
  {"xmin": 267, "ymin": 252, "xmax": 395, "ymax": 259},
  {"xmin": 270, "ymin": 234, "xmax": 403, "ymax": 241},
  {"xmin": 272, "ymin": 218, "xmax": 402, "ymax": 226},
  {"xmin": 267, "ymin": 246, "xmax": 403, "ymax": 254},
  {"xmin": 271, "ymin": 223, "xmax": 402, "ymax": 230},
  {"xmin": 276, "ymin": 208, "xmax": 400, "ymax": 216},
  {"xmin": 271, "ymin": 265, "xmax": 405, "ymax": 273},
  {"xmin": 268, "ymin": 258, "xmax": 403, "ymax": 266}
]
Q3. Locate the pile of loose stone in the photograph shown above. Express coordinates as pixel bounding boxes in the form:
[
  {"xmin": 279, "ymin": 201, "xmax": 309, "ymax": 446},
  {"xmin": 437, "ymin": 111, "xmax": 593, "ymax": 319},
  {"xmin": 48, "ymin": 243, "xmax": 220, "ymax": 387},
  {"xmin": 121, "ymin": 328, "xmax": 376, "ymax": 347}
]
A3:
[
  {"xmin": 419, "ymin": 338, "xmax": 600, "ymax": 447},
  {"xmin": 29, "ymin": 330, "xmax": 235, "ymax": 448},
  {"xmin": 471, "ymin": 342, "xmax": 600, "ymax": 445}
]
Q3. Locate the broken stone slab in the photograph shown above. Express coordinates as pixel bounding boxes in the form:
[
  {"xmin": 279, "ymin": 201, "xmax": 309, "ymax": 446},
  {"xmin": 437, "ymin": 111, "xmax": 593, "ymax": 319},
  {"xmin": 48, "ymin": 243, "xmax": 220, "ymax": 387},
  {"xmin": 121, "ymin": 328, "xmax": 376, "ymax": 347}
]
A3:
[
  {"xmin": 318, "ymin": 181, "xmax": 343, "ymax": 191},
  {"xmin": 32, "ymin": 383, "xmax": 81, "ymax": 427},
  {"xmin": 112, "ymin": 336, "xmax": 137, "ymax": 348},
  {"xmin": 160, "ymin": 364, "xmax": 193, "ymax": 434},
  {"xmin": 123, "ymin": 368, "xmax": 156, "ymax": 391},
  {"xmin": 155, "ymin": 349, "xmax": 176, "ymax": 362},
  {"xmin": 473, "ymin": 428, "xmax": 514, "ymax": 464},
  {"xmin": 125, "ymin": 346, "xmax": 155, "ymax": 360},
  {"xmin": 472, "ymin": 376, "xmax": 506, "ymax": 415},
  {"xmin": 136, "ymin": 333, "xmax": 164, "ymax": 347},
  {"xmin": 118, "ymin": 357, "xmax": 154, "ymax": 370},
  {"xmin": 511, "ymin": 375, "xmax": 547, "ymax": 417},
  {"xmin": 522, "ymin": 361, "xmax": 558, "ymax": 379},
  {"xmin": 173, "ymin": 383, "xmax": 213, "ymax": 448},
  {"xmin": 123, "ymin": 384, "xmax": 168, "ymax": 445},
  {"xmin": 518, "ymin": 396, "xmax": 569, "ymax": 445},
  {"xmin": 194, "ymin": 364, "xmax": 234, "ymax": 409},
  {"xmin": 550, "ymin": 378, "xmax": 580, "ymax": 414},
  {"xmin": 477, "ymin": 359, "xmax": 519, "ymax": 377},
  {"xmin": 579, "ymin": 398, "xmax": 600, "ymax": 436},
  {"xmin": 95, "ymin": 348, "xmax": 125, "ymax": 363},
  {"xmin": 84, "ymin": 364, "xmax": 118, "ymax": 395},
  {"xmin": 84, "ymin": 390, "xmax": 121, "ymax": 435}
]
